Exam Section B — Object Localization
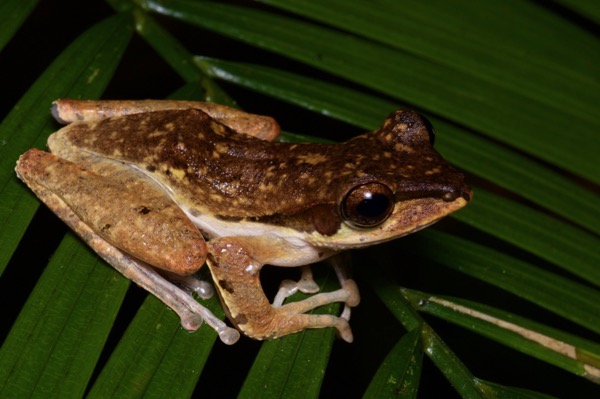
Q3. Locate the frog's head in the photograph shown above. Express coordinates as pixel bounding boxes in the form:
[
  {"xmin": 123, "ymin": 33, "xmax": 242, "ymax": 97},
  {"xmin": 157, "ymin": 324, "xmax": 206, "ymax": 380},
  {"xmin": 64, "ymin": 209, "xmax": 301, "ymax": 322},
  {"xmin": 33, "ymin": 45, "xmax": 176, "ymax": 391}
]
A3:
[{"xmin": 307, "ymin": 109, "xmax": 471, "ymax": 250}]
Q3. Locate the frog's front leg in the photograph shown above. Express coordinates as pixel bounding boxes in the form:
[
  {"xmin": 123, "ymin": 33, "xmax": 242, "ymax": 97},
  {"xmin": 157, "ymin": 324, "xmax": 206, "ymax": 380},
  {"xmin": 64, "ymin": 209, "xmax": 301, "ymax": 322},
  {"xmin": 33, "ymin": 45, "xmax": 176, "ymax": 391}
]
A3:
[{"xmin": 207, "ymin": 237, "xmax": 358, "ymax": 342}]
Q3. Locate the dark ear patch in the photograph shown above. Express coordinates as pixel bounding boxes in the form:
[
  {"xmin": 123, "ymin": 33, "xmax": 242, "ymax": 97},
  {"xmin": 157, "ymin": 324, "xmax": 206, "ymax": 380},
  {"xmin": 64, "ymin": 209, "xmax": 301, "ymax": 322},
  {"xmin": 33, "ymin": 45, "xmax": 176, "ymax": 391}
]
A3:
[{"xmin": 309, "ymin": 204, "xmax": 341, "ymax": 236}]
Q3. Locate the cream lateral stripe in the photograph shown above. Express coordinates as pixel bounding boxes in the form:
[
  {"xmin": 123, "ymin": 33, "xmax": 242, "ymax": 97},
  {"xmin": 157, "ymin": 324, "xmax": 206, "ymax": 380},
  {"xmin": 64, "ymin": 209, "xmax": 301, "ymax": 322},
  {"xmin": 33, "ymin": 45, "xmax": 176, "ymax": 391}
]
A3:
[{"xmin": 428, "ymin": 297, "xmax": 600, "ymax": 381}]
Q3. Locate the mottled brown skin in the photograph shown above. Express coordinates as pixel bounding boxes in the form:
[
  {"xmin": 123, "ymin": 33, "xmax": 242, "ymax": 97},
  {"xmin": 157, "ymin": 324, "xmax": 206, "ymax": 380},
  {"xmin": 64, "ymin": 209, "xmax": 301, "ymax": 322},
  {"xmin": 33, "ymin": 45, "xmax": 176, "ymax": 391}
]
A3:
[
  {"xmin": 49, "ymin": 108, "xmax": 469, "ymax": 236},
  {"xmin": 17, "ymin": 149, "xmax": 207, "ymax": 275}
]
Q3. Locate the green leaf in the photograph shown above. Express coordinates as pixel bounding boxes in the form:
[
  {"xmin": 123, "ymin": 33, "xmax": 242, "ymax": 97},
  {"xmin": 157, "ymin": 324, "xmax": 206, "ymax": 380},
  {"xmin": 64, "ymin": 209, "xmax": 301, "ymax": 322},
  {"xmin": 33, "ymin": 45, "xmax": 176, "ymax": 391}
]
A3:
[
  {"xmin": 0, "ymin": 0, "xmax": 39, "ymax": 52},
  {"xmin": 454, "ymin": 188, "xmax": 600, "ymax": 286},
  {"xmin": 475, "ymin": 380, "xmax": 559, "ymax": 399},
  {"xmin": 363, "ymin": 329, "xmax": 422, "ymax": 399},
  {"xmin": 87, "ymin": 294, "xmax": 222, "ymax": 398},
  {"xmin": 363, "ymin": 271, "xmax": 487, "ymax": 398},
  {"xmin": 403, "ymin": 289, "xmax": 600, "ymax": 382},
  {"xmin": 260, "ymin": 0, "xmax": 599, "ymax": 124},
  {"xmin": 239, "ymin": 329, "xmax": 335, "ymax": 399},
  {"xmin": 0, "ymin": 234, "xmax": 130, "ymax": 398},
  {"xmin": 127, "ymin": 9, "xmax": 235, "ymax": 105},
  {"xmin": 412, "ymin": 230, "xmax": 600, "ymax": 334},
  {"xmin": 553, "ymin": 0, "xmax": 600, "ymax": 24}
]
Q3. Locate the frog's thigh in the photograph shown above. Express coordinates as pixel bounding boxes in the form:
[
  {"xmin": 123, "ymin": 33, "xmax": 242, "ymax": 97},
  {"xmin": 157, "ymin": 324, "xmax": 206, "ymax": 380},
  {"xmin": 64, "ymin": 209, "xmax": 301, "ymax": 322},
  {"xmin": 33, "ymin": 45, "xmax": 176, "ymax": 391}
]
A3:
[
  {"xmin": 16, "ymin": 149, "xmax": 240, "ymax": 344},
  {"xmin": 17, "ymin": 149, "xmax": 207, "ymax": 276},
  {"xmin": 207, "ymin": 237, "xmax": 354, "ymax": 342}
]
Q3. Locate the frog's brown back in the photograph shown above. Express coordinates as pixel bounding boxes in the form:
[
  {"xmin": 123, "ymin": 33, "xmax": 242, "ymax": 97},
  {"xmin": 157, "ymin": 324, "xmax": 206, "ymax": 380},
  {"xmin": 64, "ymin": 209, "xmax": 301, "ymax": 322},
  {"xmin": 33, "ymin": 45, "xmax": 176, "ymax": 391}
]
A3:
[{"xmin": 50, "ymin": 108, "xmax": 468, "ymax": 230}]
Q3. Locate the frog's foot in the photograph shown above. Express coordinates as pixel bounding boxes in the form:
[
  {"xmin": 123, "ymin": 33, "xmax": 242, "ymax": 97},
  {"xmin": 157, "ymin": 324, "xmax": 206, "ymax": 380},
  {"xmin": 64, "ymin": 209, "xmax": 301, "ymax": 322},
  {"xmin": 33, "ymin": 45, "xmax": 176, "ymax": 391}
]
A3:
[
  {"xmin": 272, "ymin": 265, "xmax": 320, "ymax": 307},
  {"xmin": 275, "ymin": 281, "xmax": 359, "ymax": 342},
  {"xmin": 123, "ymin": 259, "xmax": 240, "ymax": 345},
  {"xmin": 79, "ymin": 226, "xmax": 240, "ymax": 344},
  {"xmin": 207, "ymin": 238, "xmax": 359, "ymax": 342},
  {"xmin": 16, "ymin": 149, "xmax": 240, "ymax": 345}
]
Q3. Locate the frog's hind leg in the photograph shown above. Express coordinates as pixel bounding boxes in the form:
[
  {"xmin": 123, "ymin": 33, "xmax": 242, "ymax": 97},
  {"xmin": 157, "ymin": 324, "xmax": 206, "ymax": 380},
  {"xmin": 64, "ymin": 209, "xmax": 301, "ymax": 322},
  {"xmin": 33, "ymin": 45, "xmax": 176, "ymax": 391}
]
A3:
[
  {"xmin": 51, "ymin": 99, "xmax": 280, "ymax": 140},
  {"xmin": 16, "ymin": 149, "xmax": 240, "ymax": 345},
  {"xmin": 272, "ymin": 266, "xmax": 320, "ymax": 307},
  {"xmin": 207, "ymin": 238, "xmax": 359, "ymax": 342},
  {"xmin": 98, "ymin": 248, "xmax": 240, "ymax": 345}
]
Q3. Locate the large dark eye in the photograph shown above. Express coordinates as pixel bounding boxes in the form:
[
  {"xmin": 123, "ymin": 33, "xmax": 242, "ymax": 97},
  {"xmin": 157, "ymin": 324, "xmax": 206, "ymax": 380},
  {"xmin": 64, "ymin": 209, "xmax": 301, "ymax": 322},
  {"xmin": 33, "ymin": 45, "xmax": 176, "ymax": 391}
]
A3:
[
  {"xmin": 340, "ymin": 182, "xmax": 395, "ymax": 228},
  {"xmin": 418, "ymin": 113, "xmax": 436, "ymax": 145}
]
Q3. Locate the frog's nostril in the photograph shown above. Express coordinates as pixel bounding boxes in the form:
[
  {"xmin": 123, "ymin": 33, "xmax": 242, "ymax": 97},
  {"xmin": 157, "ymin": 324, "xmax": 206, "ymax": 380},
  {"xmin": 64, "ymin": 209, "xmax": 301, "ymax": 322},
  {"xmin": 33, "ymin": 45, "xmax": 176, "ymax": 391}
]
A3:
[
  {"xmin": 441, "ymin": 184, "xmax": 472, "ymax": 202},
  {"xmin": 442, "ymin": 191, "xmax": 458, "ymax": 202}
]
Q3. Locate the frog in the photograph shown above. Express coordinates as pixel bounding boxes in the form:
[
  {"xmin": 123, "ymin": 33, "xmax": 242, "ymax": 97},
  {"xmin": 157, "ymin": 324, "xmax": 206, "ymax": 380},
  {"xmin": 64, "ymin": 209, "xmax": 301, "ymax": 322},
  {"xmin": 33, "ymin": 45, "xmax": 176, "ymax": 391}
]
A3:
[{"xmin": 16, "ymin": 99, "xmax": 471, "ymax": 345}]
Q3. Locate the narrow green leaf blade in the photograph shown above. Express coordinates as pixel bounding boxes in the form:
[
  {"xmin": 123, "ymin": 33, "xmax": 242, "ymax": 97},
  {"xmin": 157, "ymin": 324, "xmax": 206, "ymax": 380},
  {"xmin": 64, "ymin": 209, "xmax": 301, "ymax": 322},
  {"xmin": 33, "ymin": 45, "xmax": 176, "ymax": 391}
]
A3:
[
  {"xmin": 363, "ymin": 329, "xmax": 423, "ymax": 399},
  {"xmin": 454, "ymin": 188, "xmax": 600, "ymax": 286},
  {"xmin": 0, "ymin": 0, "xmax": 39, "ymax": 52},
  {"xmin": 0, "ymin": 234, "xmax": 130, "ymax": 398},
  {"xmin": 403, "ymin": 289, "xmax": 600, "ymax": 382},
  {"xmin": 239, "ymin": 328, "xmax": 335, "ymax": 399},
  {"xmin": 0, "ymin": 12, "xmax": 134, "ymax": 398},
  {"xmin": 554, "ymin": 0, "xmax": 600, "ymax": 24},
  {"xmin": 412, "ymin": 230, "xmax": 600, "ymax": 334},
  {"xmin": 363, "ymin": 271, "xmax": 486, "ymax": 398},
  {"xmin": 87, "ymin": 295, "xmax": 222, "ymax": 398},
  {"xmin": 260, "ymin": 0, "xmax": 599, "ymax": 124},
  {"xmin": 475, "ymin": 379, "xmax": 559, "ymax": 399}
]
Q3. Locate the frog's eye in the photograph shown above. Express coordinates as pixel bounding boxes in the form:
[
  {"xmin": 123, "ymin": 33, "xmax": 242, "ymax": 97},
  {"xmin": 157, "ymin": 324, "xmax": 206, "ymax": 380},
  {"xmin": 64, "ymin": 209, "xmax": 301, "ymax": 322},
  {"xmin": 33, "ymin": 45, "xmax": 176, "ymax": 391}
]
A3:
[
  {"xmin": 341, "ymin": 182, "xmax": 395, "ymax": 228},
  {"xmin": 418, "ymin": 113, "xmax": 436, "ymax": 145}
]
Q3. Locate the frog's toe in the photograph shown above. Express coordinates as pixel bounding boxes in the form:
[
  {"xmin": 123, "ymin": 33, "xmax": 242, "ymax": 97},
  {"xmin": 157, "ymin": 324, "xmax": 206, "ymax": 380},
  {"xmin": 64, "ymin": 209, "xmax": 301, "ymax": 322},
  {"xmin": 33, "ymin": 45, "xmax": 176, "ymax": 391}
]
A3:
[
  {"xmin": 167, "ymin": 274, "xmax": 214, "ymax": 299},
  {"xmin": 217, "ymin": 327, "xmax": 241, "ymax": 345},
  {"xmin": 184, "ymin": 278, "xmax": 214, "ymax": 299},
  {"xmin": 342, "ymin": 279, "xmax": 360, "ymax": 307},
  {"xmin": 337, "ymin": 321, "xmax": 354, "ymax": 343},
  {"xmin": 179, "ymin": 313, "xmax": 204, "ymax": 331},
  {"xmin": 273, "ymin": 279, "xmax": 299, "ymax": 307},
  {"xmin": 297, "ymin": 278, "xmax": 319, "ymax": 294},
  {"xmin": 298, "ymin": 265, "xmax": 320, "ymax": 293}
]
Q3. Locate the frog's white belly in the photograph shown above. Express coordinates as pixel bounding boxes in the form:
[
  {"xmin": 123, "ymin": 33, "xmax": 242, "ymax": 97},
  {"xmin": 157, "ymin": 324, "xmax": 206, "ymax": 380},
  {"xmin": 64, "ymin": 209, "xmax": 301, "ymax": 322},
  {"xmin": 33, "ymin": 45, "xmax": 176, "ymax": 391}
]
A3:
[{"xmin": 185, "ymin": 208, "xmax": 335, "ymax": 267}]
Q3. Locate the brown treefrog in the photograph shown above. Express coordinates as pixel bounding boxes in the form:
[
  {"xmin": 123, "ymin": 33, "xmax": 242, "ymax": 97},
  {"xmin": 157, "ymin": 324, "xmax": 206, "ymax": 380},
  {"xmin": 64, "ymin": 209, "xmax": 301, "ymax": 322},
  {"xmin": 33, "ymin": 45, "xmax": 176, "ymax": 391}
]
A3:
[{"xmin": 16, "ymin": 99, "xmax": 471, "ymax": 344}]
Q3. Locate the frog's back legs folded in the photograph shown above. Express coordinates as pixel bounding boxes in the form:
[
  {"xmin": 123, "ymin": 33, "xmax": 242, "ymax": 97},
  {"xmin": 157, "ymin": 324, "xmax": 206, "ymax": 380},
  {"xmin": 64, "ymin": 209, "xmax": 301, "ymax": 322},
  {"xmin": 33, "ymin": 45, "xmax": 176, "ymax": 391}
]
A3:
[
  {"xmin": 51, "ymin": 99, "xmax": 280, "ymax": 141},
  {"xmin": 16, "ymin": 149, "xmax": 240, "ymax": 345},
  {"xmin": 207, "ymin": 237, "xmax": 359, "ymax": 342}
]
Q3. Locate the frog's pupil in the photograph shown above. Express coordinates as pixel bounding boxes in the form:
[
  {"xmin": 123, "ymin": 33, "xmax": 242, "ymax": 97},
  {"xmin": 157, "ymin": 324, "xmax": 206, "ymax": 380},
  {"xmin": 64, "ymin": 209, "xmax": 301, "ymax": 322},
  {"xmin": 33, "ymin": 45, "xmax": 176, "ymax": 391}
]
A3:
[{"xmin": 357, "ymin": 193, "xmax": 389, "ymax": 218}]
